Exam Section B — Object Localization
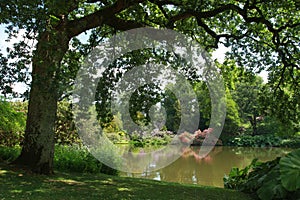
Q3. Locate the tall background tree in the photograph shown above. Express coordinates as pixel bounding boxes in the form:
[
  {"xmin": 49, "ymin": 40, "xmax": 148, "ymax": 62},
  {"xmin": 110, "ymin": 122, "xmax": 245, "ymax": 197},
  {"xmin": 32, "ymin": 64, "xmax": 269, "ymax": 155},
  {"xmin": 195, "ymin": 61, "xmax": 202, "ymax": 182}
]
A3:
[{"xmin": 0, "ymin": 0, "xmax": 299, "ymax": 174}]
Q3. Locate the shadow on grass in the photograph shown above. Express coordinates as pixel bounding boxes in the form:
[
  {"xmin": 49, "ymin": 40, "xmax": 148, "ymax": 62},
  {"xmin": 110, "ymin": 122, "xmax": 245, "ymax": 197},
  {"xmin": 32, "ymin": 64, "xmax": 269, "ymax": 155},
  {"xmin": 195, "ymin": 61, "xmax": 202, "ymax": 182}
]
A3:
[{"xmin": 0, "ymin": 162, "xmax": 255, "ymax": 200}]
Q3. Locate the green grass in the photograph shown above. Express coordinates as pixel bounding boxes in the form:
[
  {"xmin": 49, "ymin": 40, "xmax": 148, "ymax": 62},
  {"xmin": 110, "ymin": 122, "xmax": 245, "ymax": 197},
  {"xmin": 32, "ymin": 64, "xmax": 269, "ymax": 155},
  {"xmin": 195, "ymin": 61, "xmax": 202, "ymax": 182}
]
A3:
[{"xmin": 0, "ymin": 162, "xmax": 255, "ymax": 200}]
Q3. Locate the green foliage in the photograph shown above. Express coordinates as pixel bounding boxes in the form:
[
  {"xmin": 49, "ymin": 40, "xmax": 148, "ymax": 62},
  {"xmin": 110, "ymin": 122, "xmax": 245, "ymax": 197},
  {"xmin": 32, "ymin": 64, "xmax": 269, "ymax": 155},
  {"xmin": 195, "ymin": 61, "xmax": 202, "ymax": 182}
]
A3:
[
  {"xmin": 280, "ymin": 137, "xmax": 300, "ymax": 148},
  {"xmin": 105, "ymin": 130, "xmax": 129, "ymax": 144},
  {"xmin": 231, "ymin": 74, "xmax": 265, "ymax": 135},
  {"xmin": 193, "ymin": 81, "xmax": 211, "ymax": 130},
  {"xmin": 53, "ymin": 145, "xmax": 102, "ymax": 174},
  {"xmin": 256, "ymin": 116, "xmax": 295, "ymax": 136},
  {"xmin": 0, "ymin": 99, "xmax": 26, "ymax": 146},
  {"xmin": 227, "ymin": 134, "xmax": 281, "ymax": 147},
  {"xmin": 95, "ymin": 49, "xmax": 169, "ymax": 131},
  {"xmin": 0, "ymin": 100, "xmax": 82, "ymax": 146},
  {"xmin": 280, "ymin": 149, "xmax": 300, "ymax": 191},
  {"xmin": 222, "ymin": 89, "xmax": 241, "ymax": 135},
  {"xmin": 0, "ymin": 145, "xmax": 118, "ymax": 175},
  {"xmin": 129, "ymin": 131, "xmax": 172, "ymax": 148},
  {"xmin": 259, "ymin": 84, "xmax": 300, "ymax": 134},
  {"xmin": 0, "ymin": 145, "xmax": 20, "ymax": 161},
  {"xmin": 102, "ymin": 113, "xmax": 124, "ymax": 134},
  {"xmin": 163, "ymin": 89, "xmax": 181, "ymax": 133},
  {"xmin": 193, "ymin": 80, "xmax": 241, "ymax": 136},
  {"xmin": 224, "ymin": 158, "xmax": 259, "ymax": 190},
  {"xmin": 224, "ymin": 150, "xmax": 300, "ymax": 200},
  {"xmin": 55, "ymin": 101, "xmax": 81, "ymax": 145}
]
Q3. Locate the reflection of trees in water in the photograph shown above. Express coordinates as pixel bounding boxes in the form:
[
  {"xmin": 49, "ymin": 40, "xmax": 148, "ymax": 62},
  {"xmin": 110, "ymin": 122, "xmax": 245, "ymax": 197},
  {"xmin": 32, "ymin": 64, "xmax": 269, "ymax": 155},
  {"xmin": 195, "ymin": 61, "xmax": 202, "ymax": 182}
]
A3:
[
  {"xmin": 230, "ymin": 147, "xmax": 291, "ymax": 162},
  {"xmin": 158, "ymin": 147, "xmax": 227, "ymax": 186},
  {"xmin": 121, "ymin": 146, "xmax": 291, "ymax": 188}
]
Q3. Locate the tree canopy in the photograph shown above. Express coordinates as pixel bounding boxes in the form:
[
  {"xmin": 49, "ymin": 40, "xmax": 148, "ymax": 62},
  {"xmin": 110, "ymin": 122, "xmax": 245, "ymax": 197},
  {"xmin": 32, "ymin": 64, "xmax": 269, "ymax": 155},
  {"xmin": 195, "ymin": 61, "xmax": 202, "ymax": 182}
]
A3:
[{"xmin": 1, "ymin": 0, "xmax": 299, "ymax": 96}]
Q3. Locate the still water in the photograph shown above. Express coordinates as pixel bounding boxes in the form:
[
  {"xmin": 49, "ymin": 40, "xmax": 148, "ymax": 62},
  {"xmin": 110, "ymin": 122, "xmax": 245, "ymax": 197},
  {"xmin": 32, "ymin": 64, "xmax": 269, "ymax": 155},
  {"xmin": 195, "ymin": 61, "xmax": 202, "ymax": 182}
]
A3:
[{"xmin": 120, "ymin": 146, "xmax": 291, "ymax": 188}]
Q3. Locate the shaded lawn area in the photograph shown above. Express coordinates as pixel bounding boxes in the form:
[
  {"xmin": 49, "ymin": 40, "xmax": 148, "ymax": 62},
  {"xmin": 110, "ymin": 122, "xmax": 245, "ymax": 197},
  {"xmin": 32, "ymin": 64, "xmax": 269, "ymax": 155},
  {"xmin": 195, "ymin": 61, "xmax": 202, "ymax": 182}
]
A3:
[{"xmin": 0, "ymin": 162, "xmax": 254, "ymax": 200}]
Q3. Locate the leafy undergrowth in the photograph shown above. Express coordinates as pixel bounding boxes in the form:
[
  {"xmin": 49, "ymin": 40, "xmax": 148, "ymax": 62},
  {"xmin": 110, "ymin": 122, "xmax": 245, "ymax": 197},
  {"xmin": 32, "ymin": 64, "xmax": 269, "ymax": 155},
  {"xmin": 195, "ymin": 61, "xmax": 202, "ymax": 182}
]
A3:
[
  {"xmin": 0, "ymin": 145, "xmax": 118, "ymax": 175},
  {"xmin": 0, "ymin": 162, "xmax": 254, "ymax": 200},
  {"xmin": 224, "ymin": 149, "xmax": 300, "ymax": 200}
]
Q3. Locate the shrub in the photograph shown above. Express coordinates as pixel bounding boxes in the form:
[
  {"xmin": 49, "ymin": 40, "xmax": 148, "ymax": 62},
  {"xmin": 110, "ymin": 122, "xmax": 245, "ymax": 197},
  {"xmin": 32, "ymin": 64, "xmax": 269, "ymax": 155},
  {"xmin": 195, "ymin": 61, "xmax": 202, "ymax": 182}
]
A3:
[
  {"xmin": 256, "ymin": 116, "xmax": 295, "ymax": 137},
  {"xmin": 55, "ymin": 101, "xmax": 81, "ymax": 145},
  {"xmin": 128, "ymin": 130, "xmax": 173, "ymax": 148},
  {"xmin": 224, "ymin": 158, "xmax": 259, "ymax": 190},
  {"xmin": 227, "ymin": 134, "xmax": 281, "ymax": 147},
  {"xmin": 0, "ymin": 99, "xmax": 26, "ymax": 146},
  {"xmin": 192, "ymin": 128, "xmax": 223, "ymax": 146},
  {"xmin": 0, "ymin": 100, "xmax": 83, "ymax": 146},
  {"xmin": 54, "ymin": 145, "xmax": 118, "ymax": 175},
  {"xmin": 0, "ymin": 145, "xmax": 21, "ymax": 161},
  {"xmin": 280, "ymin": 136, "xmax": 300, "ymax": 148},
  {"xmin": 0, "ymin": 145, "xmax": 118, "ymax": 176},
  {"xmin": 226, "ymin": 134, "xmax": 300, "ymax": 148}
]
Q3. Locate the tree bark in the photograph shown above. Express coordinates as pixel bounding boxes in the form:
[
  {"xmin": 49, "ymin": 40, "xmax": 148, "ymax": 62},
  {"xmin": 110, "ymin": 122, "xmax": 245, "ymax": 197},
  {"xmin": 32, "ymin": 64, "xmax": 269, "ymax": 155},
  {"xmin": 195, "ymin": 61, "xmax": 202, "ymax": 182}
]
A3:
[{"xmin": 12, "ymin": 30, "xmax": 70, "ymax": 174}]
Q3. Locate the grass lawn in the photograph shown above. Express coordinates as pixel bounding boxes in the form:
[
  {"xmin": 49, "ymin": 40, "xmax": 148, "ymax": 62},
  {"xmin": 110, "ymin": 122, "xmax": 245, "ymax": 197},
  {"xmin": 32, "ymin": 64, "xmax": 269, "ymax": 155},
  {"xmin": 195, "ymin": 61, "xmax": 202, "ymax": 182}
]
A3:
[{"xmin": 0, "ymin": 162, "xmax": 254, "ymax": 200}]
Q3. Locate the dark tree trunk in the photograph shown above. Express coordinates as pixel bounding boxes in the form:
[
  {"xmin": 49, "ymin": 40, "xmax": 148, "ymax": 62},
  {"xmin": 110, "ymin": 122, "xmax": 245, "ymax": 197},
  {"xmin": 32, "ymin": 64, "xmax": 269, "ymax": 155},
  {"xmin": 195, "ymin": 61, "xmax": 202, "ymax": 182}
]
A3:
[
  {"xmin": 12, "ymin": 30, "xmax": 70, "ymax": 174},
  {"xmin": 13, "ymin": 82, "xmax": 58, "ymax": 174},
  {"xmin": 249, "ymin": 115, "xmax": 257, "ymax": 136}
]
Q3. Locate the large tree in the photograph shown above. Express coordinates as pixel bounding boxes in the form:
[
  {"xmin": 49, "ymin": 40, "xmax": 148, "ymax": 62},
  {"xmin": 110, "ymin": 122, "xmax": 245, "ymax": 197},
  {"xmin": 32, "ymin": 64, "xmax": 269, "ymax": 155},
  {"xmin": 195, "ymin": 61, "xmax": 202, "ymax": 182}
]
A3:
[
  {"xmin": 0, "ymin": 0, "xmax": 299, "ymax": 174},
  {"xmin": 232, "ymin": 70, "xmax": 264, "ymax": 135}
]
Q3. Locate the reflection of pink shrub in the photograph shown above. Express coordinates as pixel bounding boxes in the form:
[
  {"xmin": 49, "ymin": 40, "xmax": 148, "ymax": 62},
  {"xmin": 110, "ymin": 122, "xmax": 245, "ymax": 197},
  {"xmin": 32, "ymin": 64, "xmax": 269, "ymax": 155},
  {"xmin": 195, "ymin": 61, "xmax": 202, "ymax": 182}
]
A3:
[{"xmin": 181, "ymin": 147, "xmax": 214, "ymax": 162}]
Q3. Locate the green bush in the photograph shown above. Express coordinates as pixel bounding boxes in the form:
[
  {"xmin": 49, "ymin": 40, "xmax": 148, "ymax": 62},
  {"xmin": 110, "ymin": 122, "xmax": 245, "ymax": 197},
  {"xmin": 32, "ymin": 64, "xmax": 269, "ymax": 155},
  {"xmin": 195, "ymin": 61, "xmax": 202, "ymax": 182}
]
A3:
[
  {"xmin": 227, "ymin": 134, "xmax": 281, "ymax": 147},
  {"xmin": 0, "ymin": 100, "xmax": 82, "ymax": 146},
  {"xmin": 256, "ymin": 116, "xmax": 295, "ymax": 137},
  {"xmin": 280, "ymin": 137, "xmax": 300, "ymax": 148},
  {"xmin": 54, "ymin": 145, "xmax": 118, "ymax": 175},
  {"xmin": 54, "ymin": 145, "xmax": 100, "ymax": 173},
  {"xmin": 226, "ymin": 133, "xmax": 300, "ymax": 148},
  {"xmin": 55, "ymin": 101, "xmax": 81, "ymax": 145},
  {"xmin": 224, "ymin": 158, "xmax": 259, "ymax": 190},
  {"xmin": 0, "ymin": 145, "xmax": 21, "ymax": 161},
  {"xmin": 0, "ymin": 145, "xmax": 118, "ymax": 176},
  {"xmin": 224, "ymin": 149, "xmax": 300, "ymax": 200},
  {"xmin": 0, "ymin": 100, "xmax": 26, "ymax": 147},
  {"xmin": 128, "ymin": 131, "xmax": 172, "ymax": 148}
]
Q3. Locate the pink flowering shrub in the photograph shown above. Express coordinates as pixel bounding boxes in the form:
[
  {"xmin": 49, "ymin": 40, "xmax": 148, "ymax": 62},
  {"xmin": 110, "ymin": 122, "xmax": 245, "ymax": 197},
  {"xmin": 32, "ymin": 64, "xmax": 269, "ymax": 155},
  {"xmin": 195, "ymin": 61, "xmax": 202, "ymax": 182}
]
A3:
[{"xmin": 179, "ymin": 128, "xmax": 222, "ymax": 146}]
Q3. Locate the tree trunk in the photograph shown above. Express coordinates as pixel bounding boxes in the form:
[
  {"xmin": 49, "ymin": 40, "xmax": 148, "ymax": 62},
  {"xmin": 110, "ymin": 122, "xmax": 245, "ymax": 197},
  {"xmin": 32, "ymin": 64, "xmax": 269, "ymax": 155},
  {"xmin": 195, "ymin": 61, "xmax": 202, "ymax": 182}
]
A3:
[
  {"xmin": 13, "ymin": 81, "xmax": 58, "ymax": 174},
  {"xmin": 13, "ymin": 30, "xmax": 70, "ymax": 174},
  {"xmin": 250, "ymin": 115, "xmax": 257, "ymax": 136}
]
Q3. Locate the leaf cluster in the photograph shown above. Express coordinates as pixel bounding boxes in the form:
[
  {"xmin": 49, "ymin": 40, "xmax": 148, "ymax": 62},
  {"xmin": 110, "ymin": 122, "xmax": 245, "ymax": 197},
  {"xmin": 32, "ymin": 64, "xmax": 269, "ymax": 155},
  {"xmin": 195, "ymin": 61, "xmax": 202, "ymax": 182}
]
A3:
[{"xmin": 224, "ymin": 149, "xmax": 300, "ymax": 200}]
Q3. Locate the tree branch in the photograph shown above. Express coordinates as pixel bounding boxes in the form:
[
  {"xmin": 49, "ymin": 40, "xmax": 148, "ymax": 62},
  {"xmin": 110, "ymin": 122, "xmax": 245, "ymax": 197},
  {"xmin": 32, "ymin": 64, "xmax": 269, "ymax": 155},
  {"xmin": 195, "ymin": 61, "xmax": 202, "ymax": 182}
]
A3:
[
  {"xmin": 66, "ymin": 0, "xmax": 145, "ymax": 38},
  {"xmin": 167, "ymin": 13, "xmax": 193, "ymax": 28},
  {"xmin": 104, "ymin": 15, "xmax": 144, "ymax": 31}
]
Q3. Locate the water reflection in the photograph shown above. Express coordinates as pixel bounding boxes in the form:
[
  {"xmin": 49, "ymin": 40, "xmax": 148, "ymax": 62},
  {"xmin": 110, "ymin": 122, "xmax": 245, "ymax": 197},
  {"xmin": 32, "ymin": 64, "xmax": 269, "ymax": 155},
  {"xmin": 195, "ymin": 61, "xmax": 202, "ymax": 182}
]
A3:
[{"xmin": 121, "ymin": 146, "xmax": 291, "ymax": 188}]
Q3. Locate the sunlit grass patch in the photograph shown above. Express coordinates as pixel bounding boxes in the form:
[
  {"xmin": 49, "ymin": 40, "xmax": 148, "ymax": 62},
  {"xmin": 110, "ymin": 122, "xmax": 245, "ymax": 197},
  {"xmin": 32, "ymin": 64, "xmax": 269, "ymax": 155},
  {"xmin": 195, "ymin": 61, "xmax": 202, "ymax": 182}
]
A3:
[
  {"xmin": 46, "ymin": 178, "xmax": 86, "ymax": 186},
  {"xmin": 0, "ymin": 162, "xmax": 255, "ymax": 200}
]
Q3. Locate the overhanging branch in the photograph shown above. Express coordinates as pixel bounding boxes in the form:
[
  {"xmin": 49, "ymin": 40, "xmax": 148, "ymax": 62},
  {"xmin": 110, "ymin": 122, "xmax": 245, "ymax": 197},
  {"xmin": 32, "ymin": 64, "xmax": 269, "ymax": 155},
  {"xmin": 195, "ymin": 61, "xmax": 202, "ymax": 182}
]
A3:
[
  {"xmin": 104, "ymin": 15, "xmax": 144, "ymax": 31},
  {"xmin": 66, "ymin": 0, "xmax": 145, "ymax": 38}
]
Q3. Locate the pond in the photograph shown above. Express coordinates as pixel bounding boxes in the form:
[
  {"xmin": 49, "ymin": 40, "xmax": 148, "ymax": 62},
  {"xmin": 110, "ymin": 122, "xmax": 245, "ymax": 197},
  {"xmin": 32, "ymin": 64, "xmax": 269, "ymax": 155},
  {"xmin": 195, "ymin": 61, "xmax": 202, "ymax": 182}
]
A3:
[{"xmin": 120, "ymin": 146, "xmax": 291, "ymax": 188}]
